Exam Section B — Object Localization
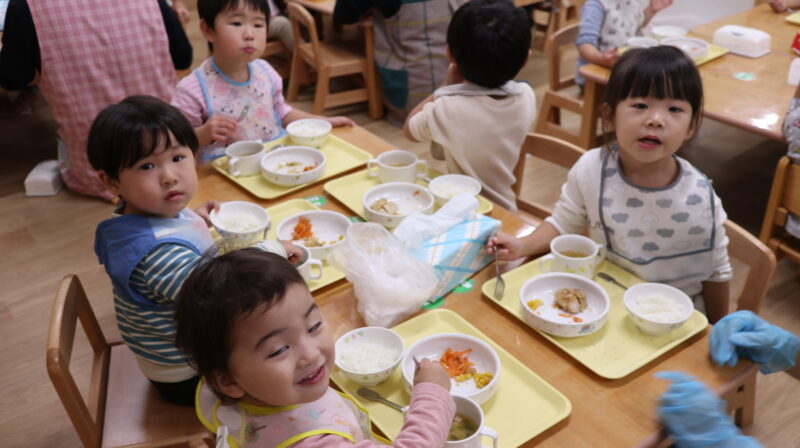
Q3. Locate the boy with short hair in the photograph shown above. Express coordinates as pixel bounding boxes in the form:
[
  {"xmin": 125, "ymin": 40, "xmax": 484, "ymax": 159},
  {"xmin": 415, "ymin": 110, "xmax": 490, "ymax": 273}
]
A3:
[{"xmin": 404, "ymin": 0, "xmax": 536, "ymax": 212}]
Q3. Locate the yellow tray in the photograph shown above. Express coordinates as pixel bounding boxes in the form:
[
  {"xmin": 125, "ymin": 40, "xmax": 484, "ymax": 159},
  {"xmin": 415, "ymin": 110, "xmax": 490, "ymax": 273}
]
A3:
[
  {"xmin": 331, "ymin": 309, "xmax": 571, "ymax": 447},
  {"xmin": 621, "ymin": 42, "xmax": 729, "ymax": 66},
  {"xmin": 211, "ymin": 135, "xmax": 372, "ymax": 200},
  {"xmin": 787, "ymin": 11, "xmax": 800, "ymax": 25},
  {"xmin": 323, "ymin": 169, "xmax": 493, "ymax": 220},
  {"xmin": 481, "ymin": 258, "xmax": 708, "ymax": 379}
]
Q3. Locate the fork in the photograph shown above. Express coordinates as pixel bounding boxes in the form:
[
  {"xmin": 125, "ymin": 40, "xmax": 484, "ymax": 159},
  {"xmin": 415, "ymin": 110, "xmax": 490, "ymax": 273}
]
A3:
[
  {"xmin": 236, "ymin": 105, "xmax": 250, "ymax": 122},
  {"xmin": 492, "ymin": 244, "xmax": 505, "ymax": 300}
]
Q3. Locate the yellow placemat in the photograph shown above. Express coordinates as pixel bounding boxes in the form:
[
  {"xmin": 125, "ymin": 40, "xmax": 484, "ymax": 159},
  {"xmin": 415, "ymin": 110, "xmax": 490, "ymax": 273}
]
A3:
[
  {"xmin": 324, "ymin": 169, "xmax": 493, "ymax": 220},
  {"xmin": 331, "ymin": 309, "xmax": 571, "ymax": 447},
  {"xmin": 787, "ymin": 11, "xmax": 800, "ymax": 25},
  {"xmin": 620, "ymin": 42, "xmax": 729, "ymax": 66},
  {"xmin": 211, "ymin": 135, "xmax": 372, "ymax": 200},
  {"xmin": 481, "ymin": 258, "xmax": 708, "ymax": 379}
]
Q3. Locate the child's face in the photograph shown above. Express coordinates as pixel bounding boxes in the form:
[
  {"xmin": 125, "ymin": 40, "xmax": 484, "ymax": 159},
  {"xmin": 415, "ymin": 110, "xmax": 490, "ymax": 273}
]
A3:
[
  {"xmin": 216, "ymin": 283, "xmax": 334, "ymax": 407},
  {"xmin": 101, "ymin": 133, "xmax": 197, "ymax": 217},
  {"xmin": 609, "ymin": 95, "xmax": 696, "ymax": 167},
  {"xmin": 204, "ymin": 4, "xmax": 267, "ymax": 65}
]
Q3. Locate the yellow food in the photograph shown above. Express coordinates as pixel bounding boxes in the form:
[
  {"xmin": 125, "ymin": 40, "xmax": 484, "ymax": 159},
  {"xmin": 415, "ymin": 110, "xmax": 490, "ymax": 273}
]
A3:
[
  {"xmin": 454, "ymin": 371, "xmax": 494, "ymax": 389},
  {"xmin": 527, "ymin": 299, "xmax": 544, "ymax": 311}
]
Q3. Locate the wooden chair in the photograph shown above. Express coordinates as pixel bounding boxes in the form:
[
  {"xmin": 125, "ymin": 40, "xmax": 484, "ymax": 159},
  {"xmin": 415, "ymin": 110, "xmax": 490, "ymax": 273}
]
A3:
[
  {"xmin": 46, "ymin": 275, "xmax": 212, "ymax": 447},
  {"xmin": 534, "ymin": 23, "xmax": 586, "ymax": 147},
  {"xmin": 759, "ymin": 156, "xmax": 800, "ymax": 263},
  {"xmin": 726, "ymin": 220, "xmax": 776, "ymax": 315},
  {"xmin": 262, "ymin": 39, "xmax": 291, "ymax": 77},
  {"xmin": 512, "ymin": 132, "xmax": 585, "ymax": 219},
  {"xmin": 530, "ymin": 0, "xmax": 581, "ymax": 50},
  {"xmin": 286, "ymin": 3, "xmax": 381, "ymax": 118}
]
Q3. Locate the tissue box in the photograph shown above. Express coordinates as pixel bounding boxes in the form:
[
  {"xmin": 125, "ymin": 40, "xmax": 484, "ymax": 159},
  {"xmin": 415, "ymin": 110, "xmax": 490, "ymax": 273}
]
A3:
[
  {"xmin": 412, "ymin": 214, "xmax": 500, "ymax": 300},
  {"xmin": 713, "ymin": 25, "xmax": 770, "ymax": 58}
]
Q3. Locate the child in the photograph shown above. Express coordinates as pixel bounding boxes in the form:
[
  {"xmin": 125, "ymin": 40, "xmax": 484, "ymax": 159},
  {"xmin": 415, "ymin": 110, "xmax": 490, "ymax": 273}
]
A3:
[
  {"xmin": 172, "ymin": 0, "xmax": 354, "ymax": 162},
  {"xmin": 769, "ymin": 0, "xmax": 800, "ymax": 13},
  {"xmin": 779, "ymin": 83, "xmax": 800, "ymax": 238},
  {"xmin": 174, "ymin": 249, "xmax": 456, "ymax": 447},
  {"xmin": 404, "ymin": 0, "xmax": 537, "ymax": 212},
  {"xmin": 489, "ymin": 46, "xmax": 733, "ymax": 323},
  {"xmin": 88, "ymin": 96, "xmax": 297, "ymax": 406},
  {"xmin": 575, "ymin": 0, "xmax": 672, "ymax": 90}
]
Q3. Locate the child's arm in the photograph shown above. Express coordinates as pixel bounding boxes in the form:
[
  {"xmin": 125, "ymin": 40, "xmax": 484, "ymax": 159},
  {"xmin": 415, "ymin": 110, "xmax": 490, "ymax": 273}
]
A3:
[
  {"xmin": 283, "ymin": 109, "xmax": 355, "ymax": 128},
  {"xmin": 487, "ymin": 221, "xmax": 560, "ymax": 261},
  {"xmin": 193, "ymin": 200, "xmax": 220, "ymax": 226},
  {"xmin": 171, "ymin": 0, "xmax": 191, "ymax": 24},
  {"xmin": 195, "ymin": 116, "xmax": 238, "ymax": 148},
  {"xmin": 769, "ymin": 0, "xmax": 800, "ymax": 13},
  {"xmin": 641, "ymin": 0, "xmax": 672, "ymax": 28},
  {"xmin": 702, "ymin": 280, "xmax": 730, "ymax": 325},
  {"xmin": 404, "ymin": 63, "xmax": 462, "ymax": 142},
  {"xmin": 577, "ymin": 44, "xmax": 620, "ymax": 69},
  {"xmin": 576, "ymin": 1, "xmax": 619, "ymax": 68}
]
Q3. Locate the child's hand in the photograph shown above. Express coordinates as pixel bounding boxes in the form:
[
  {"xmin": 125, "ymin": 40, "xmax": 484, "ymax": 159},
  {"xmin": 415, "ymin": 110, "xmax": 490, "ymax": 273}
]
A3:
[
  {"xmin": 413, "ymin": 358, "xmax": 451, "ymax": 391},
  {"xmin": 279, "ymin": 240, "xmax": 305, "ymax": 265},
  {"xmin": 487, "ymin": 232, "xmax": 526, "ymax": 261},
  {"xmin": 598, "ymin": 48, "xmax": 620, "ymax": 68},
  {"xmin": 172, "ymin": 0, "xmax": 191, "ymax": 23},
  {"xmin": 326, "ymin": 116, "xmax": 355, "ymax": 128},
  {"xmin": 444, "ymin": 63, "xmax": 463, "ymax": 86},
  {"xmin": 194, "ymin": 200, "xmax": 221, "ymax": 226},
  {"xmin": 198, "ymin": 116, "xmax": 238, "ymax": 146},
  {"xmin": 648, "ymin": 0, "xmax": 673, "ymax": 13}
]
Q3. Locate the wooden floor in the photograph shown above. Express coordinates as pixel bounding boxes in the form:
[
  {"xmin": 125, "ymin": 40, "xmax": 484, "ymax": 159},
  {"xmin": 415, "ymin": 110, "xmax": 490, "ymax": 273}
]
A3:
[{"xmin": 1, "ymin": 6, "xmax": 798, "ymax": 447}]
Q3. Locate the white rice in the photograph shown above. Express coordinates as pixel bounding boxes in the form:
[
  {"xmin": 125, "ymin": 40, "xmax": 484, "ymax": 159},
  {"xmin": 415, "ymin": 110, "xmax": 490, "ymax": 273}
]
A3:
[
  {"xmin": 631, "ymin": 295, "xmax": 686, "ymax": 323},
  {"xmin": 338, "ymin": 342, "xmax": 399, "ymax": 373},
  {"xmin": 290, "ymin": 121, "xmax": 327, "ymax": 137},
  {"xmin": 216, "ymin": 212, "xmax": 263, "ymax": 233},
  {"xmin": 431, "ymin": 181, "xmax": 472, "ymax": 199}
]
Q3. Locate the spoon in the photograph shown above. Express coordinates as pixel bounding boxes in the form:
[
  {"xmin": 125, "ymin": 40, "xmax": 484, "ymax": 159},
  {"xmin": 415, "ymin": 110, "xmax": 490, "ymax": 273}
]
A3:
[
  {"xmin": 357, "ymin": 387, "xmax": 408, "ymax": 412},
  {"xmin": 596, "ymin": 272, "xmax": 629, "ymax": 290}
]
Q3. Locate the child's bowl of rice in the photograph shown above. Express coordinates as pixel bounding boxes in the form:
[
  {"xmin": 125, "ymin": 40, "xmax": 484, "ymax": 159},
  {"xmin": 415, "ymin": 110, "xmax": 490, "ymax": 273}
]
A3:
[
  {"xmin": 286, "ymin": 118, "xmax": 332, "ymax": 148},
  {"xmin": 209, "ymin": 201, "xmax": 271, "ymax": 250},
  {"xmin": 335, "ymin": 327, "xmax": 404, "ymax": 386},
  {"xmin": 427, "ymin": 174, "xmax": 482, "ymax": 207},
  {"xmin": 623, "ymin": 283, "xmax": 693, "ymax": 336}
]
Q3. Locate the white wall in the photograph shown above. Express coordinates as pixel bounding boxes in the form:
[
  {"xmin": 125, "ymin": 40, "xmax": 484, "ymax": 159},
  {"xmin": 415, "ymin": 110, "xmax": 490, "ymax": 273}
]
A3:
[{"xmin": 646, "ymin": 0, "xmax": 755, "ymax": 30}]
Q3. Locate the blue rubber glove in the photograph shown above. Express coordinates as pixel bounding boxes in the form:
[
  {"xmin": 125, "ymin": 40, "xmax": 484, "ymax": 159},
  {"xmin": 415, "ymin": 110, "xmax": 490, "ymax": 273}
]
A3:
[
  {"xmin": 656, "ymin": 371, "xmax": 762, "ymax": 448},
  {"xmin": 709, "ymin": 310, "xmax": 800, "ymax": 374}
]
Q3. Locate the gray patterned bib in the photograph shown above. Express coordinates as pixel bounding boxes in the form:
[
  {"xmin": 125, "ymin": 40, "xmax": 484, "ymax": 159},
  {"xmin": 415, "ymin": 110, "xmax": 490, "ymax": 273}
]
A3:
[{"xmin": 597, "ymin": 0, "xmax": 644, "ymax": 51}]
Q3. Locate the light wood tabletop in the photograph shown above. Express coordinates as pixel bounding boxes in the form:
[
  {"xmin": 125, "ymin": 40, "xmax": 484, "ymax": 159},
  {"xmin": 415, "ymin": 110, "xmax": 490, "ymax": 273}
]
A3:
[
  {"xmin": 192, "ymin": 126, "xmax": 756, "ymax": 447},
  {"xmin": 691, "ymin": 3, "xmax": 800, "ymax": 57}
]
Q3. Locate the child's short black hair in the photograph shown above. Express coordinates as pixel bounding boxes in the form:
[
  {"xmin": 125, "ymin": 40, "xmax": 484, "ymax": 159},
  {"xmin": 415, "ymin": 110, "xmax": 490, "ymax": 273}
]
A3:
[
  {"xmin": 198, "ymin": 0, "xmax": 270, "ymax": 29},
  {"xmin": 602, "ymin": 46, "xmax": 704, "ymax": 131},
  {"xmin": 174, "ymin": 249, "xmax": 306, "ymax": 399},
  {"xmin": 87, "ymin": 95, "xmax": 198, "ymax": 180},
  {"xmin": 447, "ymin": 0, "xmax": 531, "ymax": 88}
]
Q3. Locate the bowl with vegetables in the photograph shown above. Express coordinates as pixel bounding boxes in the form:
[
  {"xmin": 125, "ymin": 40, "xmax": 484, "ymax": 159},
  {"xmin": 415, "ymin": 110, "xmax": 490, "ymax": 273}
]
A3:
[
  {"xmin": 260, "ymin": 146, "xmax": 326, "ymax": 186},
  {"xmin": 276, "ymin": 210, "xmax": 351, "ymax": 260}
]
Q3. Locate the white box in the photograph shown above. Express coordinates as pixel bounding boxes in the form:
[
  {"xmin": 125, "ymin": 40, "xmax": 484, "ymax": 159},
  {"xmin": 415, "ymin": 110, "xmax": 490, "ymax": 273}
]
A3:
[
  {"xmin": 24, "ymin": 159, "xmax": 63, "ymax": 197},
  {"xmin": 713, "ymin": 25, "xmax": 771, "ymax": 58}
]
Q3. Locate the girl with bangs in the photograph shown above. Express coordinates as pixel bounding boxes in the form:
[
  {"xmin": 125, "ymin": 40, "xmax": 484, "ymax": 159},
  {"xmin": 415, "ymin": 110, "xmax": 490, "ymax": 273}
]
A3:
[{"xmin": 489, "ymin": 46, "xmax": 732, "ymax": 323}]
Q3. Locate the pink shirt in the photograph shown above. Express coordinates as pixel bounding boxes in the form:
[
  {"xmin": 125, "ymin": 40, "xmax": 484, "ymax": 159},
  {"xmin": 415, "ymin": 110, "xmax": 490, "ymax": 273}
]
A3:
[{"xmin": 293, "ymin": 383, "xmax": 456, "ymax": 447}]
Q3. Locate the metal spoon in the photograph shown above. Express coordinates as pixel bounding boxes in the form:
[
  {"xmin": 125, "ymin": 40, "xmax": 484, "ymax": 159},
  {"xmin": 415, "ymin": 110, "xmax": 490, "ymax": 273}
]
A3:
[
  {"xmin": 596, "ymin": 272, "xmax": 629, "ymax": 290},
  {"xmin": 357, "ymin": 387, "xmax": 408, "ymax": 412}
]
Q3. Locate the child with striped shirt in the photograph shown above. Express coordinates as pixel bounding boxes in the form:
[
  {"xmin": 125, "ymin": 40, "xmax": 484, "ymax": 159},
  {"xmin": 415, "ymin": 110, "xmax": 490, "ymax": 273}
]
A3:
[{"xmin": 88, "ymin": 96, "xmax": 297, "ymax": 406}]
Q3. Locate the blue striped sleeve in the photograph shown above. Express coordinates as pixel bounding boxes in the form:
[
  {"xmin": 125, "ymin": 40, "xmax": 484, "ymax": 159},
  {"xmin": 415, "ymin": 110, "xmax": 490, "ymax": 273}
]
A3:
[{"xmin": 131, "ymin": 243, "xmax": 200, "ymax": 305}]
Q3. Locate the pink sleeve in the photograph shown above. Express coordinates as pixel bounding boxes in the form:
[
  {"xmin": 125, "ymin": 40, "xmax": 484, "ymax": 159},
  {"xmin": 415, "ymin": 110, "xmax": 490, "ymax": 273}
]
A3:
[
  {"xmin": 171, "ymin": 73, "xmax": 208, "ymax": 128},
  {"xmin": 293, "ymin": 383, "xmax": 455, "ymax": 448},
  {"xmin": 258, "ymin": 59, "xmax": 293, "ymax": 120}
]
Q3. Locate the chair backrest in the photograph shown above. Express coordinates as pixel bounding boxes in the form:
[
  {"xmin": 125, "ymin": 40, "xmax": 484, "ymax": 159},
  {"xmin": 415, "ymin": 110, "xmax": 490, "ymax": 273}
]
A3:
[
  {"xmin": 512, "ymin": 132, "xmax": 585, "ymax": 219},
  {"xmin": 726, "ymin": 220, "xmax": 776, "ymax": 314},
  {"xmin": 759, "ymin": 156, "xmax": 800, "ymax": 262},
  {"xmin": 546, "ymin": 22, "xmax": 580, "ymax": 92},
  {"xmin": 287, "ymin": 3, "xmax": 321, "ymax": 63},
  {"xmin": 47, "ymin": 275, "xmax": 111, "ymax": 448}
]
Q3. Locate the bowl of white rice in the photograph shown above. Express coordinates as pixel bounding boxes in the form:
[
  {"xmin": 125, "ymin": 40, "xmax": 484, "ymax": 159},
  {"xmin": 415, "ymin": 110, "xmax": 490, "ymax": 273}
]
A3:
[
  {"xmin": 427, "ymin": 174, "xmax": 481, "ymax": 207},
  {"xmin": 209, "ymin": 201, "xmax": 270, "ymax": 251},
  {"xmin": 623, "ymin": 283, "xmax": 693, "ymax": 336},
  {"xmin": 335, "ymin": 326, "xmax": 404, "ymax": 386},
  {"xmin": 286, "ymin": 118, "xmax": 332, "ymax": 148}
]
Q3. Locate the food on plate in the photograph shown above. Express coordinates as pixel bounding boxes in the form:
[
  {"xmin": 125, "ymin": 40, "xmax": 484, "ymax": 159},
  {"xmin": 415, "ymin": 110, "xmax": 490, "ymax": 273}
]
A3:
[
  {"xmin": 558, "ymin": 313, "xmax": 584, "ymax": 323},
  {"xmin": 215, "ymin": 212, "xmax": 263, "ymax": 233},
  {"xmin": 439, "ymin": 347, "xmax": 492, "ymax": 389},
  {"xmin": 454, "ymin": 371, "xmax": 494, "ymax": 388},
  {"xmin": 276, "ymin": 161, "xmax": 318, "ymax": 174},
  {"xmin": 448, "ymin": 414, "xmax": 478, "ymax": 441},
  {"xmin": 629, "ymin": 294, "xmax": 685, "ymax": 323},
  {"xmin": 527, "ymin": 299, "xmax": 544, "ymax": 311},
  {"xmin": 337, "ymin": 341, "xmax": 399, "ymax": 373},
  {"xmin": 289, "ymin": 120, "xmax": 328, "ymax": 137},
  {"xmin": 371, "ymin": 198, "xmax": 400, "ymax": 215},
  {"xmin": 554, "ymin": 287, "xmax": 587, "ymax": 314},
  {"xmin": 291, "ymin": 216, "xmax": 344, "ymax": 247},
  {"xmin": 430, "ymin": 181, "xmax": 471, "ymax": 199}
]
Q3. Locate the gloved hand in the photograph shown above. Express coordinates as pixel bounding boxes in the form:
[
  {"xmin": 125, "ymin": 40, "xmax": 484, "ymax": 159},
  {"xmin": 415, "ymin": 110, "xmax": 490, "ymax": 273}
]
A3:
[
  {"xmin": 709, "ymin": 310, "xmax": 800, "ymax": 374},
  {"xmin": 656, "ymin": 371, "xmax": 762, "ymax": 448}
]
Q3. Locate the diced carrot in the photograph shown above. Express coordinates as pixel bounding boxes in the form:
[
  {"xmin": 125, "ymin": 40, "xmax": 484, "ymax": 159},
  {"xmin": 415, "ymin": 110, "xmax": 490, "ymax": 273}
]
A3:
[
  {"xmin": 439, "ymin": 347, "xmax": 474, "ymax": 378},
  {"xmin": 573, "ymin": 317, "xmax": 583, "ymax": 323},
  {"xmin": 291, "ymin": 216, "xmax": 314, "ymax": 240}
]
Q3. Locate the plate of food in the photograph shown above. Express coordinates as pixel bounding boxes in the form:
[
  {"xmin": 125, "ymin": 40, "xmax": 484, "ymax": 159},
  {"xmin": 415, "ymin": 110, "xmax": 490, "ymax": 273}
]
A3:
[{"xmin": 276, "ymin": 210, "xmax": 351, "ymax": 260}]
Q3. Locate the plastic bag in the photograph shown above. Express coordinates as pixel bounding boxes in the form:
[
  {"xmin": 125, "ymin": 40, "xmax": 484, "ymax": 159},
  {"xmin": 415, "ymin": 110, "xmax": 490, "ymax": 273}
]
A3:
[
  {"xmin": 393, "ymin": 194, "xmax": 479, "ymax": 250},
  {"xmin": 328, "ymin": 223, "xmax": 439, "ymax": 327}
]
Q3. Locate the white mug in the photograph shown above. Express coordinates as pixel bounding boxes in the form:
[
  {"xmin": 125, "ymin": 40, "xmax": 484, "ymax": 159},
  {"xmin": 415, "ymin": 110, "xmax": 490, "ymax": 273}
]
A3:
[
  {"xmin": 367, "ymin": 150, "xmax": 428, "ymax": 183},
  {"xmin": 540, "ymin": 234, "xmax": 605, "ymax": 279},
  {"xmin": 446, "ymin": 396, "xmax": 498, "ymax": 448},
  {"xmin": 294, "ymin": 245, "xmax": 323, "ymax": 282},
  {"xmin": 226, "ymin": 141, "xmax": 265, "ymax": 177}
]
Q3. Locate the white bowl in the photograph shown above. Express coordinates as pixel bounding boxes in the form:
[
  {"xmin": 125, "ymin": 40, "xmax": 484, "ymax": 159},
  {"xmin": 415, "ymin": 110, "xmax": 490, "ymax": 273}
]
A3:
[
  {"xmin": 286, "ymin": 118, "xmax": 332, "ymax": 148},
  {"xmin": 209, "ymin": 201, "xmax": 270, "ymax": 249},
  {"xmin": 662, "ymin": 36, "xmax": 709, "ymax": 60},
  {"xmin": 519, "ymin": 273, "xmax": 610, "ymax": 338},
  {"xmin": 627, "ymin": 36, "xmax": 659, "ymax": 49},
  {"xmin": 401, "ymin": 333, "xmax": 500, "ymax": 405},
  {"xmin": 623, "ymin": 283, "xmax": 693, "ymax": 336},
  {"xmin": 276, "ymin": 210, "xmax": 351, "ymax": 260},
  {"xmin": 651, "ymin": 25, "xmax": 687, "ymax": 41},
  {"xmin": 335, "ymin": 327, "xmax": 404, "ymax": 386},
  {"xmin": 362, "ymin": 182, "xmax": 434, "ymax": 229},
  {"xmin": 260, "ymin": 146, "xmax": 326, "ymax": 186},
  {"xmin": 427, "ymin": 174, "xmax": 482, "ymax": 207}
]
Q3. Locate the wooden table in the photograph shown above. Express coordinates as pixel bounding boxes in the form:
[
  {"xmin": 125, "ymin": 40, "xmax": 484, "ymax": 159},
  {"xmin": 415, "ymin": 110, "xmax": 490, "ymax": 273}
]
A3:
[
  {"xmin": 193, "ymin": 126, "xmax": 757, "ymax": 447},
  {"xmin": 692, "ymin": 3, "xmax": 800, "ymax": 56}
]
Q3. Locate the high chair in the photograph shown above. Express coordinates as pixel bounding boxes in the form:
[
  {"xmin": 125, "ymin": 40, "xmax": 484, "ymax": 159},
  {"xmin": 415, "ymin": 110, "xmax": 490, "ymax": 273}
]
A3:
[
  {"xmin": 512, "ymin": 132, "xmax": 585, "ymax": 219},
  {"xmin": 759, "ymin": 156, "xmax": 800, "ymax": 262},
  {"xmin": 530, "ymin": 0, "xmax": 582, "ymax": 50},
  {"xmin": 286, "ymin": 3, "xmax": 382, "ymax": 118},
  {"xmin": 46, "ymin": 275, "xmax": 212, "ymax": 448}
]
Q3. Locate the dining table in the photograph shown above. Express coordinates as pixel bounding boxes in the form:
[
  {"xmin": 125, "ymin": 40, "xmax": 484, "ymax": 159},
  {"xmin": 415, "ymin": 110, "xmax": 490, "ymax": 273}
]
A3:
[
  {"xmin": 691, "ymin": 3, "xmax": 799, "ymax": 57},
  {"xmin": 192, "ymin": 125, "xmax": 758, "ymax": 447}
]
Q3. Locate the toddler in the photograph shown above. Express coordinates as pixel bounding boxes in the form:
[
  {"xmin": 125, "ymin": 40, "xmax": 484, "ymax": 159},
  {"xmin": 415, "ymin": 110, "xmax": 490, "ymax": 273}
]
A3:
[
  {"xmin": 404, "ymin": 0, "xmax": 537, "ymax": 212},
  {"xmin": 172, "ymin": 0, "xmax": 353, "ymax": 162},
  {"xmin": 575, "ymin": 0, "xmax": 672, "ymax": 89},
  {"xmin": 489, "ymin": 46, "xmax": 732, "ymax": 323},
  {"xmin": 88, "ymin": 96, "xmax": 296, "ymax": 406},
  {"xmin": 779, "ymin": 83, "xmax": 800, "ymax": 238},
  {"xmin": 769, "ymin": 0, "xmax": 800, "ymax": 13},
  {"xmin": 174, "ymin": 249, "xmax": 456, "ymax": 447}
]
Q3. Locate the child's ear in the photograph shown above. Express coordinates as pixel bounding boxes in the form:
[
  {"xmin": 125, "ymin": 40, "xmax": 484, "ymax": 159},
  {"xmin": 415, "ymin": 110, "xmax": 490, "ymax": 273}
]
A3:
[
  {"xmin": 199, "ymin": 19, "xmax": 216, "ymax": 43},
  {"xmin": 600, "ymin": 103, "xmax": 614, "ymax": 131},
  {"xmin": 684, "ymin": 118, "xmax": 698, "ymax": 141},
  {"xmin": 445, "ymin": 45, "xmax": 455, "ymax": 64},
  {"xmin": 97, "ymin": 171, "xmax": 121, "ymax": 196},
  {"xmin": 210, "ymin": 371, "xmax": 246, "ymax": 400}
]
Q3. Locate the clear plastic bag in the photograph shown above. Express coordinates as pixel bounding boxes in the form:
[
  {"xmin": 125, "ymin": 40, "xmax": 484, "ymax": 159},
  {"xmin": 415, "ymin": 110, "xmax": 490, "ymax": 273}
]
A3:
[{"xmin": 328, "ymin": 223, "xmax": 439, "ymax": 327}]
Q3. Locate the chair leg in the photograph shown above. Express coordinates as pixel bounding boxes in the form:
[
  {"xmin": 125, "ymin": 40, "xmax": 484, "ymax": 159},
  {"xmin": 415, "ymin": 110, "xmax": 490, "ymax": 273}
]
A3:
[
  {"xmin": 365, "ymin": 64, "xmax": 382, "ymax": 119},
  {"xmin": 287, "ymin": 53, "xmax": 306, "ymax": 102},
  {"xmin": 313, "ymin": 68, "xmax": 331, "ymax": 115},
  {"xmin": 734, "ymin": 375, "xmax": 757, "ymax": 427}
]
